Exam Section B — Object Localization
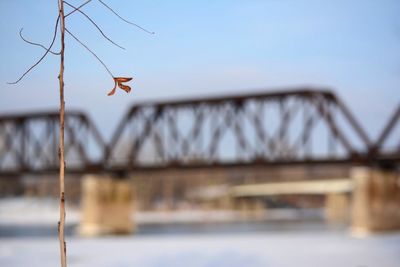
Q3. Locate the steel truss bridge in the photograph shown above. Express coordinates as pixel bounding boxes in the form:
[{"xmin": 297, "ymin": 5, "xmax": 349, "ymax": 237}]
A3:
[{"xmin": 0, "ymin": 88, "xmax": 399, "ymax": 176}]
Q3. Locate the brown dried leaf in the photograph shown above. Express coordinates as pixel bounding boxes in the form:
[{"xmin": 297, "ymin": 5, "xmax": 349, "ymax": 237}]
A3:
[
  {"xmin": 117, "ymin": 83, "xmax": 131, "ymax": 93},
  {"xmin": 115, "ymin": 77, "xmax": 132, "ymax": 83},
  {"xmin": 108, "ymin": 77, "xmax": 133, "ymax": 96},
  {"xmin": 107, "ymin": 81, "xmax": 117, "ymax": 96}
]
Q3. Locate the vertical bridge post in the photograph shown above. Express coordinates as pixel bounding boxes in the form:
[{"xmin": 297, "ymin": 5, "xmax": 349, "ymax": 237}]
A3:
[
  {"xmin": 79, "ymin": 175, "xmax": 135, "ymax": 236},
  {"xmin": 351, "ymin": 167, "xmax": 400, "ymax": 235}
]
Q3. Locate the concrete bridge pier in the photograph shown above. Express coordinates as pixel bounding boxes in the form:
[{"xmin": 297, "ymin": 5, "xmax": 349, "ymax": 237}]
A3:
[
  {"xmin": 78, "ymin": 175, "xmax": 135, "ymax": 236},
  {"xmin": 351, "ymin": 167, "xmax": 400, "ymax": 235},
  {"xmin": 325, "ymin": 193, "xmax": 350, "ymax": 224}
]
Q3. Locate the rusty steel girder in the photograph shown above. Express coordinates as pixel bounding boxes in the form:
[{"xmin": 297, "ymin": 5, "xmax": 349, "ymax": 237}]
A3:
[
  {"xmin": 1, "ymin": 88, "xmax": 398, "ymax": 176},
  {"xmin": 372, "ymin": 103, "xmax": 400, "ymax": 161},
  {"xmin": 0, "ymin": 111, "xmax": 106, "ymax": 176},
  {"xmin": 106, "ymin": 88, "xmax": 372, "ymax": 169}
]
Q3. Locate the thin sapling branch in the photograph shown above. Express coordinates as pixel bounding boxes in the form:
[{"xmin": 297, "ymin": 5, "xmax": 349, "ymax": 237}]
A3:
[
  {"xmin": 19, "ymin": 28, "xmax": 61, "ymax": 55},
  {"xmin": 98, "ymin": 0, "xmax": 155, "ymax": 35},
  {"xmin": 64, "ymin": 1, "xmax": 125, "ymax": 50},
  {"xmin": 8, "ymin": 16, "xmax": 60, "ymax": 84}
]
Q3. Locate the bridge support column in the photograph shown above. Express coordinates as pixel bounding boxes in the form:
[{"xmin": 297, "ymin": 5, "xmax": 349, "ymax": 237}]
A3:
[
  {"xmin": 78, "ymin": 175, "xmax": 135, "ymax": 236},
  {"xmin": 325, "ymin": 193, "xmax": 350, "ymax": 224},
  {"xmin": 351, "ymin": 167, "xmax": 400, "ymax": 235}
]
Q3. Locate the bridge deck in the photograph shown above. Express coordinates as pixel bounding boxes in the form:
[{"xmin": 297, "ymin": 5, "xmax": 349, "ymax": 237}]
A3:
[{"xmin": 230, "ymin": 179, "xmax": 353, "ymax": 197}]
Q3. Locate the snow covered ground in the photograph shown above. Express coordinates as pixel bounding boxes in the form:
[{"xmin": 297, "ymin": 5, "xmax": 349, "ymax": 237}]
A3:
[
  {"xmin": 0, "ymin": 197, "xmax": 400, "ymax": 267},
  {"xmin": 1, "ymin": 232, "xmax": 400, "ymax": 267}
]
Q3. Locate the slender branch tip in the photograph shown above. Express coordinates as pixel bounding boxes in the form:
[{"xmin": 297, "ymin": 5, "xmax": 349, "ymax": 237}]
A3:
[
  {"xmin": 8, "ymin": 16, "xmax": 60, "ymax": 84},
  {"xmin": 98, "ymin": 0, "xmax": 155, "ymax": 35},
  {"xmin": 19, "ymin": 27, "xmax": 61, "ymax": 55}
]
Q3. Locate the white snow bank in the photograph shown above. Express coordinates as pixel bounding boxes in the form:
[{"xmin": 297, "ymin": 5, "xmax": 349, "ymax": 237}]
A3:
[{"xmin": 0, "ymin": 197, "xmax": 80, "ymax": 225}]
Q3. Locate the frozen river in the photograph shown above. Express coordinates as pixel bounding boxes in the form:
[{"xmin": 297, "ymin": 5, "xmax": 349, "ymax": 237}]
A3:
[
  {"xmin": 1, "ymin": 230, "xmax": 400, "ymax": 267},
  {"xmin": 0, "ymin": 198, "xmax": 399, "ymax": 266},
  {"xmin": 1, "ymin": 225, "xmax": 400, "ymax": 267}
]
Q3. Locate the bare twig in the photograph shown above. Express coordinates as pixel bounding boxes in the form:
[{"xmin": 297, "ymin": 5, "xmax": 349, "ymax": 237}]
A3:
[
  {"xmin": 7, "ymin": 16, "xmax": 60, "ymax": 84},
  {"xmin": 64, "ymin": 1, "xmax": 125, "ymax": 50},
  {"xmin": 98, "ymin": 0, "xmax": 155, "ymax": 34},
  {"xmin": 64, "ymin": 0, "xmax": 93, "ymax": 17},
  {"xmin": 9, "ymin": 2, "xmax": 146, "ymax": 266},
  {"xmin": 65, "ymin": 27, "xmax": 114, "ymax": 78},
  {"xmin": 19, "ymin": 28, "xmax": 61, "ymax": 55}
]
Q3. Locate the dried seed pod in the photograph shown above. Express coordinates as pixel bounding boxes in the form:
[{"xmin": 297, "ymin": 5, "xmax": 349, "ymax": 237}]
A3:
[
  {"xmin": 115, "ymin": 77, "xmax": 132, "ymax": 82},
  {"xmin": 108, "ymin": 76, "xmax": 133, "ymax": 95},
  {"xmin": 117, "ymin": 83, "xmax": 131, "ymax": 93},
  {"xmin": 107, "ymin": 80, "xmax": 117, "ymax": 96}
]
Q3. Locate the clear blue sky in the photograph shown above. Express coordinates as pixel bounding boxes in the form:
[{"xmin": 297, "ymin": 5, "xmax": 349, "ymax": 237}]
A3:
[{"xmin": 0, "ymin": 0, "xmax": 399, "ymax": 140}]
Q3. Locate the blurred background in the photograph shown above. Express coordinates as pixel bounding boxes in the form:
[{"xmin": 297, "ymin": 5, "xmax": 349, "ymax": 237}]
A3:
[{"xmin": 0, "ymin": 1, "xmax": 399, "ymax": 266}]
